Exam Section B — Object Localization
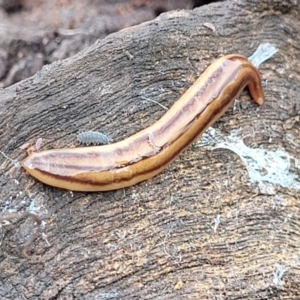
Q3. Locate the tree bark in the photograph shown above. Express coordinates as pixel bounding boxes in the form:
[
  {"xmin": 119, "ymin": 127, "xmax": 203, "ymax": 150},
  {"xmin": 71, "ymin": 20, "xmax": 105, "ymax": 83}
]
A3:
[{"xmin": 0, "ymin": 0, "xmax": 299, "ymax": 299}]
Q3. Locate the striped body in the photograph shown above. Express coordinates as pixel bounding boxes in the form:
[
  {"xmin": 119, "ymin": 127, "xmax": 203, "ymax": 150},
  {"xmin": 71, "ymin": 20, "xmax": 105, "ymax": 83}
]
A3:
[{"xmin": 22, "ymin": 54, "xmax": 264, "ymax": 192}]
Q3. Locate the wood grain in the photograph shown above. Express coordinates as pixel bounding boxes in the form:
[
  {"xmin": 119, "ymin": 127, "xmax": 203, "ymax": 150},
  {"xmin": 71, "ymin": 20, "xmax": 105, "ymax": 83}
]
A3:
[{"xmin": 0, "ymin": 0, "xmax": 299, "ymax": 299}]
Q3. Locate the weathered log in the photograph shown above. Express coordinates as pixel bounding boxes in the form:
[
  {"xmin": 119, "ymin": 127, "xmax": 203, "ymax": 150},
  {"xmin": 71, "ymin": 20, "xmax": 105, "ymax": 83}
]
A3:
[
  {"xmin": 0, "ymin": 0, "xmax": 299, "ymax": 299},
  {"xmin": 0, "ymin": 0, "xmax": 194, "ymax": 87}
]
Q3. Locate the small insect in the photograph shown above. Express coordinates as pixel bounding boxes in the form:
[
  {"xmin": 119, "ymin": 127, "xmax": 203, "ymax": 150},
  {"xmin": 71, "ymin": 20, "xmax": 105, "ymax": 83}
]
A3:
[
  {"xmin": 203, "ymin": 22, "xmax": 216, "ymax": 32},
  {"xmin": 35, "ymin": 138, "xmax": 43, "ymax": 151},
  {"xmin": 20, "ymin": 138, "xmax": 43, "ymax": 155},
  {"xmin": 77, "ymin": 131, "xmax": 110, "ymax": 145},
  {"xmin": 19, "ymin": 142, "xmax": 31, "ymax": 150}
]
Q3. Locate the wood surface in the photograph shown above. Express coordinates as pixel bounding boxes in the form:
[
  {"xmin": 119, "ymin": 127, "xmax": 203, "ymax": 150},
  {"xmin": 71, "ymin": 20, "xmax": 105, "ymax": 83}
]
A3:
[{"xmin": 0, "ymin": 0, "xmax": 299, "ymax": 299}]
